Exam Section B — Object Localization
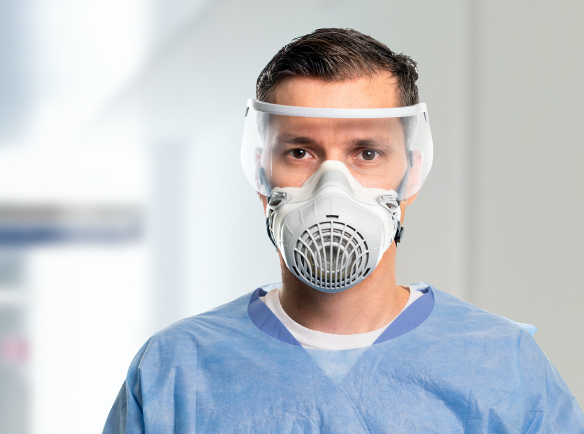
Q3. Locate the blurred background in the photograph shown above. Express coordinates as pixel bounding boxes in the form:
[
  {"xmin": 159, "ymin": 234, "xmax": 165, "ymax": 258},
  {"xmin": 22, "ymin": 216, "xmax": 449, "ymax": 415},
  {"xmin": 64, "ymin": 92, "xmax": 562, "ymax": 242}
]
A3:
[{"xmin": 0, "ymin": 0, "xmax": 582, "ymax": 431}]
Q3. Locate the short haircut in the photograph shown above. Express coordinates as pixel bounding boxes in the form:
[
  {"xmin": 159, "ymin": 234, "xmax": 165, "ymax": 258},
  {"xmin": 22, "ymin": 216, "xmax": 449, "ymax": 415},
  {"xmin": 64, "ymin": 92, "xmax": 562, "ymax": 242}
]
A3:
[{"xmin": 256, "ymin": 28, "xmax": 419, "ymax": 107}]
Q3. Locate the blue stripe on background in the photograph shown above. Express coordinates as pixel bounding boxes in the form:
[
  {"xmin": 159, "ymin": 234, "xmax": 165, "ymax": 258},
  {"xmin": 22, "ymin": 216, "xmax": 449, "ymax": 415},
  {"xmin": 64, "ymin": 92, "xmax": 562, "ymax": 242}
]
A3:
[{"xmin": 0, "ymin": 226, "xmax": 141, "ymax": 245}]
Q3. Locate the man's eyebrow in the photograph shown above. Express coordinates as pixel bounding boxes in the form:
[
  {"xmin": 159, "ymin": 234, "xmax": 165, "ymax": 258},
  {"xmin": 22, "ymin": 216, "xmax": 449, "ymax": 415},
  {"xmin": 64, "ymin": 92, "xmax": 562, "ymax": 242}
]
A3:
[
  {"xmin": 349, "ymin": 138, "xmax": 392, "ymax": 149},
  {"xmin": 274, "ymin": 135, "xmax": 394, "ymax": 149},
  {"xmin": 275, "ymin": 135, "xmax": 321, "ymax": 147}
]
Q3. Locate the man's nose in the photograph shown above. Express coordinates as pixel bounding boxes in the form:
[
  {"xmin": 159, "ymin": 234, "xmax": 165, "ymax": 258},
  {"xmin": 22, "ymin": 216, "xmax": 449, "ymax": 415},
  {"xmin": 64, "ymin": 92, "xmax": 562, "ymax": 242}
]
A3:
[{"xmin": 321, "ymin": 149, "xmax": 346, "ymax": 162}]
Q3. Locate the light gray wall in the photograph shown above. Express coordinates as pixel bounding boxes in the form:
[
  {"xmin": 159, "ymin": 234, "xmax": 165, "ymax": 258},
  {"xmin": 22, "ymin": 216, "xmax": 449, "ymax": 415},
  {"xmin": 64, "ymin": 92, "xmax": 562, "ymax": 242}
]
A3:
[
  {"xmin": 106, "ymin": 0, "xmax": 584, "ymax": 407},
  {"xmin": 468, "ymin": 0, "xmax": 584, "ymax": 406}
]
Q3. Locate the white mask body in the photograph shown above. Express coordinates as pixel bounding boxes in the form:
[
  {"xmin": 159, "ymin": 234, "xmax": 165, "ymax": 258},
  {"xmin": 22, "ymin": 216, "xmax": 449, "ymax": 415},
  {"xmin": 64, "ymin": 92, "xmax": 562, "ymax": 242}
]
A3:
[{"xmin": 267, "ymin": 160, "xmax": 401, "ymax": 293}]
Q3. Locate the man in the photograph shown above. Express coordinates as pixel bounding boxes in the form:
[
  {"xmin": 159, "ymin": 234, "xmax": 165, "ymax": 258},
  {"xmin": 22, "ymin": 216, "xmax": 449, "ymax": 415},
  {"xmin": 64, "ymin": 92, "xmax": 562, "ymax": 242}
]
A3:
[{"xmin": 104, "ymin": 28, "xmax": 584, "ymax": 433}]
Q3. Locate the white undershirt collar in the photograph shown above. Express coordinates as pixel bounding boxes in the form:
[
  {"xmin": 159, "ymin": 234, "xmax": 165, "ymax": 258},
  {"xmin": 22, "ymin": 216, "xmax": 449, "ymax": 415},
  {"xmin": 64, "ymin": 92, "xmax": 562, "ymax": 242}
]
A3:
[{"xmin": 260, "ymin": 287, "xmax": 422, "ymax": 350}]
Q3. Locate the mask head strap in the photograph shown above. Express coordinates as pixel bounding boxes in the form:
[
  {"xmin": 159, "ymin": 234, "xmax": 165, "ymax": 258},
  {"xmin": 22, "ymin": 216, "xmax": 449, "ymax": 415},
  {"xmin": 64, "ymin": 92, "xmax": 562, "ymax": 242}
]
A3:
[{"xmin": 257, "ymin": 168, "xmax": 272, "ymax": 197}]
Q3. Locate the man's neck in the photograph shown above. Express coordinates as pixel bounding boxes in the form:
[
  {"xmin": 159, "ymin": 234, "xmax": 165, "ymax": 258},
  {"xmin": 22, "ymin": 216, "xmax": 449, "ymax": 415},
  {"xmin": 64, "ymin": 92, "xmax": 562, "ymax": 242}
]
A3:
[{"xmin": 278, "ymin": 245, "xmax": 409, "ymax": 335}]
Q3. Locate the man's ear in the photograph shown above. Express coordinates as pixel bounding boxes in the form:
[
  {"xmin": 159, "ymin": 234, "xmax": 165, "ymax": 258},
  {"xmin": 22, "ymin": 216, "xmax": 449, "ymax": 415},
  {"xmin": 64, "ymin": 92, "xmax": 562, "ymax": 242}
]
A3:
[
  {"xmin": 404, "ymin": 149, "xmax": 424, "ymax": 203},
  {"xmin": 254, "ymin": 148, "xmax": 263, "ymax": 191},
  {"xmin": 405, "ymin": 191, "xmax": 418, "ymax": 206},
  {"xmin": 258, "ymin": 192, "xmax": 268, "ymax": 216}
]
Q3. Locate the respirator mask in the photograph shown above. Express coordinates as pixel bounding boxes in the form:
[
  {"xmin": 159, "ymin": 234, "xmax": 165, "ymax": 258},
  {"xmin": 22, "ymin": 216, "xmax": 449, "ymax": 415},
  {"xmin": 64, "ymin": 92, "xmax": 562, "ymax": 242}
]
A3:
[{"xmin": 241, "ymin": 100, "xmax": 433, "ymax": 293}]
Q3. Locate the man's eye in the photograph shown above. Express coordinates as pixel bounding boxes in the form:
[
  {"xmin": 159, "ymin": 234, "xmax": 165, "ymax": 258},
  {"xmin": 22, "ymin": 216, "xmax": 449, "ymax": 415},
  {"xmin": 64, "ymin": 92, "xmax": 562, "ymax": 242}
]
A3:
[
  {"xmin": 361, "ymin": 150, "xmax": 377, "ymax": 161},
  {"xmin": 290, "ymin": 149, "xmax": 308, "ymax": 159}
]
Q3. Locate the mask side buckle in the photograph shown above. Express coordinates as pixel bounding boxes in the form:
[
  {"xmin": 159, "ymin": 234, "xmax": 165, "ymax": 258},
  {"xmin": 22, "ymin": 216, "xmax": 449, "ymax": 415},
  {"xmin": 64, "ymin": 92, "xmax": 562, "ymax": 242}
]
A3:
[
  {"xmin": 378, "ymin": 193, "xmax": 404, "ymax": 244},
  {"xmin": 266, "ymin": 192, "xmax": 288, "ymax": 250},
  {"xmin": 394, "ymin": 221, "xmax": 404, "ymax": 244}
]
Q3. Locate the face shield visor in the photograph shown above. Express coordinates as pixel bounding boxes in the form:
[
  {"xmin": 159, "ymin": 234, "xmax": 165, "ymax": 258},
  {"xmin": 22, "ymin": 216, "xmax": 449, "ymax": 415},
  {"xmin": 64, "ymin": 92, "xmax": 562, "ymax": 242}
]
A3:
[{"xmin": 241, "ymin": 99, "xmax": 433, "ymax": 201}]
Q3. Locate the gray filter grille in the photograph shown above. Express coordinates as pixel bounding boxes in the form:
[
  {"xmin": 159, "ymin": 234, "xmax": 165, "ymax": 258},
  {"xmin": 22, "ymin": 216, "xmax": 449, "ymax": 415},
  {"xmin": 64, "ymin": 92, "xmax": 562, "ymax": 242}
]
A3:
[{"xmin": 293, "ymin": 221, "xmax": 370, "ymax": 290}]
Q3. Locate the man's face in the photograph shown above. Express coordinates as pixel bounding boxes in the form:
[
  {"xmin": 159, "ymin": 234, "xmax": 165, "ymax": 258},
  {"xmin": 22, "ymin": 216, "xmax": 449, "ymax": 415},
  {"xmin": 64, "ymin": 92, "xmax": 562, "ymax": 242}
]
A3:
[{"xmin": 262, "ymin": 72, "xmax": 409, "ymax": 192}]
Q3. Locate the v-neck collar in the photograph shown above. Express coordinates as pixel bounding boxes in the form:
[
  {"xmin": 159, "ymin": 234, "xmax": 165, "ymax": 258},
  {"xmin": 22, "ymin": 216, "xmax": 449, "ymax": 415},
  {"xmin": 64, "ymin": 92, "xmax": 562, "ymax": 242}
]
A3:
[{"xmin": 247, "ymin": 283, "xmax": 435, "ymax": 348}]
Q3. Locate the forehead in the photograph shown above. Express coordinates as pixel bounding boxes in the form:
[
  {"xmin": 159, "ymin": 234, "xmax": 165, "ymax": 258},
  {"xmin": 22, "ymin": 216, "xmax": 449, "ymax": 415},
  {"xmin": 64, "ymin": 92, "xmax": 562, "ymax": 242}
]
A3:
[{"xmin": 271, "ymin": 72, "xmax": 400, "ymax": 109}]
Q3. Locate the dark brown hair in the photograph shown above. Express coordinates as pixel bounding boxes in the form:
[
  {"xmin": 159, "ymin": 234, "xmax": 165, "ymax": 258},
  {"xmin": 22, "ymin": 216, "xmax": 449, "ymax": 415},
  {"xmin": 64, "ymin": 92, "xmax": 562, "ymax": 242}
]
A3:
[{"xmin": 256, "ymin": 28, "xmax": 419, "ymax": 106}]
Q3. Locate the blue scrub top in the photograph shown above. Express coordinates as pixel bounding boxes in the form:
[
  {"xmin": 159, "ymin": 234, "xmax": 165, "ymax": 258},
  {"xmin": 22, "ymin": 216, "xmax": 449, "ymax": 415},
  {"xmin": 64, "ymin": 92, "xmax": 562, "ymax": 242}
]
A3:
[{"xmin": 103, "ymin": 283, "xmax": 584, "ymax": 433}]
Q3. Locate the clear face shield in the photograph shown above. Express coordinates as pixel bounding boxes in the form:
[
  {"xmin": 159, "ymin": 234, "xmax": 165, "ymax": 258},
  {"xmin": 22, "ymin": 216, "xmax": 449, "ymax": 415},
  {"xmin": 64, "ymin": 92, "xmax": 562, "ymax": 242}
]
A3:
[{"xmin": 241, "ymin": 100, "xmax": 433, "ymax": 202}]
